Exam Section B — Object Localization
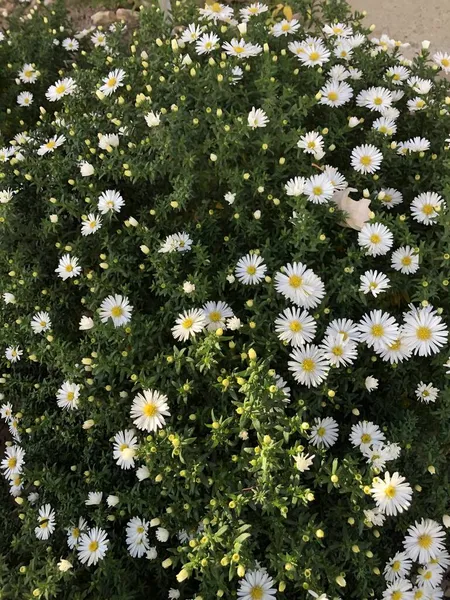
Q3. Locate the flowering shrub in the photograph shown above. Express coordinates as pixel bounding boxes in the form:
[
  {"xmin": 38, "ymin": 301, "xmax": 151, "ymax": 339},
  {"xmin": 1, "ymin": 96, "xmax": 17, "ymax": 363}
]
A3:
[{"xmin": 1, "ymin": 0, "xmax": 450, "ymax": 599}]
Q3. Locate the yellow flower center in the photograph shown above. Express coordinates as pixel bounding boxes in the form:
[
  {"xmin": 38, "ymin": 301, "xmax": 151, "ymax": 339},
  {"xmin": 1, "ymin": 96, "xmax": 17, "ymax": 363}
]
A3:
[
  {"xmin": 392, "ymin": 592, "xmax": 402, "ymax": 600},
  {"xmin": 111, "ymin": 306, "xmax": 123, "ymax": 318},
  {"xmin": 246, "ymin": 265, "xmax": 257, "ymax": 275},
  {"xmin": 65, "ymin": 264, "xmax": 73, "ymax": 272},
  {"xmin": 401, "ymin": 256, "xmax": 412, "ymax": 266},
  {"xmin": 317, "ymin": 426, "xmax": 326, "ymax": 437},
  {"xmin": 137, "ymin": 526, "xmax": 145, "ymax": 534},
  {"xmin": 211, "ymin": 2, "xmax": 221, "ymax": 11},
  {"xmin": 332, "ymin": 345, "xmax": 343, "ymax": 356},
  {"xmin": 416, "ymin": 326, "xmax": 431, "ymax": 341},
  {"xmin": 281, "ymin": 23, "xmax": 290, "ymax": 31},
  {"xmin": 379, "ymin": 126, "xmax": 388, "ymax": 134},
  {"xmin": 119, "ymin": 443, "xmax": 128, "ymax": 451},
  {"xmin": 384, "ymin": 484, "xmax": 396, "ymax": 498},
  {"xmin": 24, "ymin": 70, "xmax": 33, "ymax": 78},
  {"xmin": 89, "ymin": 221, "xmax": 97, "ymax": 228},
  {"xmin": 392, "ymin": 560, "xmax": 401, "ymax": 571},
  {"xmin": 424, "ymin": 571, "xmax": 432, "ymax": 580},
  {"xmin": 107, "ymin": 77, "xmax": 117, "ymax": 88},
  {"xmin": 418, "ymin": 533, "xmax": 432, "ymax": 549},
  {"xmin": 422, "ymin": 204, "xmax": 434, "ymax": 215},
  {"xmin": 309, "ymin": 51, "xmax": 320, "ymax": 61},
  {"xmin": 205, "ymin": 42, "xmax": 212, "ymax": 49},
  {"xmin": 307, "ymin": 141, "xmax": 316, "ymax": 148},
  {"xmin": 67, "ymin": 391, "xmax": 74, "ymax": 401},
  {"xmin": 361, "ymin": 156, "xmax": 373, "ymax": 166},
  {"xmin": 333, "ymin": 27, "xmax": 343, "ymax": 33},
  {"xmin": 40, "ymin": 521, "xmax": 49, "ymax": 529},
  {"xmin": 389, "ymin": 340, "xmax": 401, "ymax": 351},
  {"xmin": 369, "ymin": 282, "xmax": 378, "ymax": 289},
  {"xmin": 73, "ymin": 527, "xmax": 80, "ymax": 538},
  {"xmin": 371, "ymin": 324, "xmax": 384, "ymax": 337},
  {"xmin": 289, "ymin": 320, "xmax": 302, "ymax": 332},
  {"xmin": 313, "ymin": 186, "xmax": 323, "ymax": 196},
  {"xmin": 182, "ymin": 317, "xmax": 193, "ymax": 329},
  {"xmin": 328, "ymin": 91, "xmax": 338, "ymax": 101},
  {"xmin": 250, "ymin": 586, "xmax": 264, "ymax": 600},
  {"xmin": 374, "ymin": 97, "xmax": 383, "ymax": 105},
  {"xmin": 88, "ymin": 541, "xmax": 99, "ymax": 552},
  {"xmin": 7, "ymin": 457, "xmax": 17, "ymax": 468},
  {"xmin": 369, "ymin": 233, "xmax": 381, "ymax": 244},
  {"xmin": 233, "ymin": 46, "xmax": 245, "ymax": 53},
  {"xmin": 56, "ymin": 84, "xmax": 66, "ymax": 94},
  {"xmin": 416, "ymin": 100, "xmax": 425, "ymax": 108},
  {"xmin": 46, "ymin": 141, "xmax": 56, "ymax": 149},
  {"xmin": 39, "ymin": 321, "xmax": 46, "ymax": 327},
  {"xmin": 414, "ymin": 591, "xmax": 424, "ymax": 600},
  {"xmin": 209, "ymin": 311, "xmax": 221, "ymax": 322},
  {"xmin": 441, "ymin": 58, "xmax": 450, "ymax": 67},
  {"xmin": 393, "ymin": 74, "xmax": 400, "ymax": 80},
  {"xmin": 143, "ymin": 403, "xmax": 157, "ymax": 417},
  {"xmin": 361, "ymin": 433, "xmax": 372, "ymax": 444},
  {"xmin": 289, "ymin": 274, "xmax": 303, "ymax": 288},
  {"xmin": 302, "ymin": 358, "xmax": 315, "ymax": 372}
]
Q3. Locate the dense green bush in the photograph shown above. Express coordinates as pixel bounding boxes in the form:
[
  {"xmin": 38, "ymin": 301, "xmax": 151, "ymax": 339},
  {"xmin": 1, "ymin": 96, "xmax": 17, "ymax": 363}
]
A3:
[{"xmin": 1, "ymin": 0, "xmax": 450, "ymax": 599}]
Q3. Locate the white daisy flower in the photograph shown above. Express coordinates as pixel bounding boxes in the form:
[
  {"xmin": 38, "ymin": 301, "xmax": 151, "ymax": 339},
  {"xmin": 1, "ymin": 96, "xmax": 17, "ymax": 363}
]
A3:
[
  {"xmin": 407, "ymin": 97, "xmax": 427, "ymax": 112},
  {"xmin": 297, "ymin": 42, "xmax": 331, "ymax": 67},
  {"xmin": 67, "ymin": 517, "xmax": 88, "ymax": 549},
  {"xmin": 365, "ymin": 376, "xmax": 379, "ymax": 392},
  {"xmin": 274, "ymin": 262, "xmax": 325, "ymax": 309},
  {"xmin": 79, "ymin": 316, "xmax": 94, "ymax": 330},
  {"xmin": 91, "ymin": 30, "xmax": 107, "ymax": 46},
  {"xmin": 126, "ymin": 517, "xmax": 150, "ymax": 558},
  {"xmin": 321, "ymin": 333, "xmax": 358, "ymax": 366},
  {"xmin": 350, "ymin": 421, "xmax": 385, "ymax": 451},
  {"xmin": 379, "ymin": 188, "xmax": 403, "ymax": 209},
  {"xmin": 334, "ymin": 40, "xmax": 353, "ymax": 60},
  {"xmin": 358, "ymin": 222, "xmax": 393, "ymax": 256},
  {"xmin": 144, "ymin": 111, "xmax": 161, "ymax": 127},
  {"xmin": 284, "ymin": 177, "xmax": 306, "ymax": 197},
  {"xmin": 99, "ymin": 294, "xmax": 133, "ymax": 327},
  {"xmin": 156, "ymin": 527, "xmax": 169, "ymax": 542},
  {"xmin": 386, "ymin": 65, "xmax": 410, "ymax": 84},
  {"xmin": 35, "ymin": 504, "xmax": 56, "ymax": 540},
  {"xmin": 403, "ymin": 519, "xmax": 446, "ymax": 563},
  {"xmin": 288, "ymin": 344, "xmax": 330, "ymax": 388},
  {"xmin": 136, "ymin": 465, "xmax": 150, "ymax": 481},
  {"xmin": 371, "ymin": 471, "xmax": 412, "ymax": 516},
  {"xmin": 351, "ymin": 144, "xmax": 383, "ymax": 174},
  {"xmin": 325, "ymin": 318, "xmax": 361, "ymax": 342},
  {"xmin": 364, "ymin": 507, "xmax": 386, "ymax": 526},
  {"xmin": 406, "ymin": 136, "xmax": 430, "ymax": 152},
  {"xmin": 372, "ymin": 116, "xmax": 397, "ymax": 136},
  {"xmin": 98, "ymin": 133, "xmax": 120, "ymax": 149},
  {"xmin": 271, "ymin": 18, "xmax": 300, "ymax": 37},
  {"xmin": 222, "ymin": 38, "xmax": 262, "ymax": 58},
  {"xmin": 31, "ymin": 311, "xmax": 51, "ymax": 334},
  {"xmin": 239, "ymin": 2, "xmax": 269, "ymax": 21},
  {"xmin": 359, "ymin": 270, "xmax": 391, "ymax": 297},
  {"xmin": 97, "ymin": 189, "xmax": 124, "ymax": 214},
  {"xmin": 0, "ymin": 189, "xmax": 16, "ymax": 204},
  {"xmin": 113, "ymin": 429, "xmax": 139, "ymax": 469},
  {"xmin": 195, "ymin": 32, "xmax": 220, "ymax": 55},
  {"xmin": 99, "ymin": 68, "xmax": 125, "ymax": 96},
  {"xmin": 362, "ymin": 443, "xmax": 391, "ymax": 471},
  {"xmin": 328, "ymin": 64, "xmax": 350, "ymax": 80},
  {"xmin": 77, "ymin": 527, "xmax": 109, "ymax": 566},
  {"xmin": 309, "ymin": 416, "xmax": 339, "ymax": 448},
  {"xmin": 356, "ymin": 87, "xmax": 393, "ymax": 112},
  {"xmin": 293, "ymin": 452, "xmax": 315, "ymax": 472},
  {"xmin": 62, "ymin": 37, "xmax": 79, "ymax": 51},
  {"xmin": 376, "ymin": 331, "xmax": 413, "ymax": 364},
  {"xmin": 18, "ymin": 63, "xmax": 38, "ymax": 83},
  {"xmin": 56, "ymin": 381, "xmax": 81, "ymax": 411},
  {"xmin": 172, "ymin": 309, "xmax": 206, "ymax": 341},
  {"xmin": 274, "ymin": 307, "xmax": 317, "ymax": 347},
  {"xmin": 323, "ymin": 22, "xmax": 353, "ymax": 37},
  {"xmin": 358, "ymin": 310, "xmax": 399, "ymax": 350},
  {"xmin": 37, "ymin": 135, "xmax": 66, "ymax": 156},
  {"xmin": 297, "ymin": 131, "xmax": 324, "ymax": 155},
  {"xmin": 5, "ymin": 346, "xmax": 23, "ymax": 363},
  {"xmin": 382, "ymin": 579, "xmax": 413, "ymax": 600},
  {"xmin": 85, "ymin": 491, "xmax": 103, "ymax": 506},
  {"xmin": 247, "ymin": 107, "xmax": 269, "ymax": 129},
  {"xmin": 199, "ymin": 2, "xmax": 234, "ymax": 22},
  {"xmin": 323, "ymin": 166, "xmax": 347, "ymax": 190},
  {"xmin": 384, "ymin": 552, "xmax": 413, "ymax": 582},
  {"xmin": 180, "ymin": 23, "xmax": 203, "ymax": 43},
  {"xmin": 415, "ymin": 382, "xmax": 439, "ymax": 404},
  {"xmin": 3, "ymin": 293, "xmax": 15, "ymax": 304},
  {"xmin": 235, "ymin": 253, "xmax": 267, "ymax": 285},
  {"xmin": 274, "ymin": 374, "xmax": 291, "ymax": 403},
  {"xmin": 410, "ymin": 192, "xmax": 445, "ymax": 225},
  {"xmin": 432, "ymin": 51, "xmax": 450, "ymax": 73},
  {"xmin": 415, "ymin": 563, "xmax": 444, "ymax": 590},
  {"xmin": 131, "ymin": 389, "xmax": 170, "ymax": 432},
  {"xmin": 17, "ymin": 91, "xmax": 33, "ymax": 107},
  {"xmin": 319, "ymin": 79, "xmax": 353, "ymax": 107},
  {"xmin": 402, "ymin": 305, "xmax": 448, "ymax": 357},
  {"xmin": 202, "ymin": 301, "xmax": 233, "ymax": 331},
  {"xmin": 45, "ymin": 77, "xmax": 77, "ymax": 102},
  {"xmin": 79, "ymin": 161, "xmax": 95, "ymax": 176},
  {"xmin": 391, "ymin": 246, "xmax": 419, "ymax": 274},
  {"xmin": 1, "ymin": 445, "xmax": 25, "ymax": 478},
  {"xmin": 304, "ymin": 174, "xmax": 334, "ymax": 204},
  {"xmin": 81, "ymin": 213, "xmax": 102, "ymax": 236},
  {"xmin": 55, "ymin": 254, "xmax": 81, "ymax": 280},
  {"xmin": 0, "ymin": 402, "xmax": 13, "ymax": 422},
  {"xmin": 237, "ymin": 568, "xmax": 276, "ymax": 600}
]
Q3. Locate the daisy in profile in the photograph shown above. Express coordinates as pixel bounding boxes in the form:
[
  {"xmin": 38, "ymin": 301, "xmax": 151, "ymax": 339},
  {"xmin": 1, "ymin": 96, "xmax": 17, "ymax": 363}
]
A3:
[
  {"xmin": 358, "ymin": 310, "xmax": 399, "ymax": 350},
  {"xmin": 55, "ymin": 254, "xmax": 81, "ymax": 281},
  {"xmin": 81, "ymin": 213, "xmax": 103, "ymax": 236},
  {"xmin": 274, "ymin": 262, "xmax": 325, "ymax": 309},
  {"xmin": 145, "ymin": 111, "xmax": 161, "ymax": 127},
  {"xmin": 1, "ymin": 445, "xmax": 25, "ymax": 478},
  {"xmin": 99, "ymin": 294, "xmax": 133, "ymax": 327},
  {"xmin": 195, "ymin": 32, "xmax": 220, "ymax": 55},
  {"xmin": 172, "ymin": 309, "xmax": 206, "ymax": 340},
  {"xmin": 297, "ymin": 41, "xmax": 331, "ymax": 67},
  {"xmin": 288, "ymin": 344, "xmax": 330, "ymax": 388},
  {"xmin": 402, "ymin": 305, "xmax": 448, "ymax": 356},
  {"xmin": 379, "ymin": 188, "xmax": 403, "ymax": 209},
  {"xmin": 239, "ymin": 2, "xmax": 269, "ymax": 21},
  {"xmin": 113, "ymin": 430, "xmax": 139, "ymax": 469},
  {"xmin": 85, "ymin": 491, "xmax": 103, "ymax": 506},
  {"xmin": 99, "ymin": 68, "xmax": 125, "ymax": 96},
  {"xmin": 126, "ymin": 517, "xmax": 150, "ymax": 558},
  {"xmin": 293, "ymin": 452, "xmax": 315, "ymax": 472},
  {"xmin": 67, "ymin": 517, "xmax": 88, "ymax": 549},
  {"xmin": 358, "ymin": 222, "xmax": 393, "ymax": 256},
  {"xmin": 37, "ymin": 135, "xmax": 66, "ymax": 156},
  {"xmin": 325, "ymin": 318, "xmax": 361, "ymax": 342},
  {"xmin": 433, "ymin": 51, "xmax": 450, "ymax": 73},
  {"xmin": 77, "ymin": 527, "xmax": 109, "ymax": 566},
  {"xmin": 383, "ymin": 552, "xmax": 412, "ymax": 582},
  {"xmin": 271, "ymin": 18, "xmax": 301, "ymax": 37},
  {"xmin": 79, "ymin": 316, "xmax": 94, "ymax": 330},
  {"xmin": 235, "ymin": 253, "xmax": 267, "ymax": 285},
  {"xmin": 35, "ymin": 504, "xmax": 56, "ymax": 540},
  {"xmin": 415, "ymin": 382, "xmax": 439, "ymax": 404},
  {"xmin": 202, "ymin": 301, "xmax": 233, "ymax": 331},
  {"xmin": 309, "ymin": 416, "xmax": 339, "ymax": 448},
  {"xmin": 350, "ymin": 421, "xmax": 385, "ymax": 451},
  {"xmin": 31, "ymin": 311, "xmax": 52, "ymax": 334},
  {"xmin": 237, "ymin": 568, "xmax": 276, "ymax": 600},
  {"xmin": 180, "ymin": 23, "xmax": 203, "ymax": 43},
  {"xmin": 274, "ymin": 374, "xmax": 291, "ymax": 403},
  {"xmin": 247, "ymin": 107, "xmax": 269, "ymax": 129},
  {"xmin": 319, "ymin": 79, "xmax": 353, "ymax": 107},
  {"xmin": 18, "ymin": 63, "xmax": 39, "ymax": 83},
  {"xmin": 359, "ymin": 270, "xmax": 391, "ymax": 297},
  {"xmin": 391, "ymin": 246, "xmax": 419, "ymax": 274},
  {"xmin": 304, "ymin": 174, "xmax": 334, "ymax": 204},
  {"xmin": 365, "ymin": 376, "xmax": 379, "ymax": 392},
  {"xmin": 98, "ymin": 189, "xmax": 124, "ymax": 214},
  {"xmin": 403, "ymin": 519, "xmax": 446, "ymax": 563},
  {"xmin": 321, "ymin": 333, "xmax": 357, "ymax": 367},
  {"xmin": 371, "ymin": 471, "xmax": 412, "ymax": 516},
  {"xmin": 222, "ymin": 39, "xmax": 262, "ymax": 58},
  {"xmin": 17, "ymin": 91, "xmax": 33, "ymax": 107},
  {"xmin": 406, "ymin": 136, "xmax": 430, "ymax": 152},
  {"xmin": 351, "ymin": 144, "xmax": 383, "ymax": 174},
  {"xmin": 5, "ymin": 346, "xmax": 22, "ymax": 363},
  {"xmin": 56, "ymin": 381, "xmax": 81, "ymax": 410},
  {"xmin": 285, "ymin": 176, "xmax": 306, "ymax": 197},
  {"xmin": 274, "ymin": 307, "xmax": 317, "ymax": 347},
  {"xmin": 130, "ymin": 389, "xmax": 170, "ymax": 432},
  {"xmin": 364, "ymin": 508, "xmax": 385, "ymax": 526},
  {"xmin": 297, "ymin": 131, "xmax": 324, "ymax": 155},
  {"xmin": 410, "ymin": 192, "xmax": 445, "ymax": 225},
  {"xmin": 323, "ymin": 166, "xmax": 347, "ymax": 190},
  {"xmin": 98, "ymin": 133, "xmax": 120, "ymax": 149},
  {"xmin": 3, "ymin": 293, "xmax": 16, "ymax": 304}
]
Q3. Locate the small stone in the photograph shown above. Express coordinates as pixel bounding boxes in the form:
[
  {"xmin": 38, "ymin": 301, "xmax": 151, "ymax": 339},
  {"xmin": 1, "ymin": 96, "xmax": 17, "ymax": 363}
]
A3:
[
  {"xmin": 91, "ymin": 10, "xmax": 116, "ymax": 26},
  {"xmin": 115, "ymin": 8, "xmax": 138, "ymax": 25}
]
